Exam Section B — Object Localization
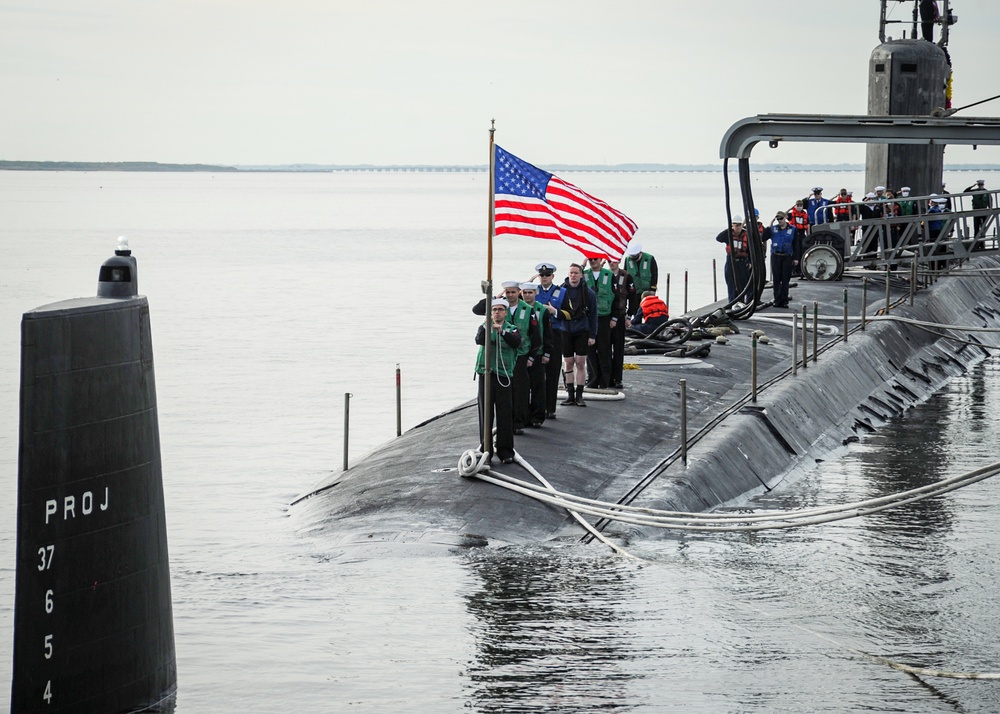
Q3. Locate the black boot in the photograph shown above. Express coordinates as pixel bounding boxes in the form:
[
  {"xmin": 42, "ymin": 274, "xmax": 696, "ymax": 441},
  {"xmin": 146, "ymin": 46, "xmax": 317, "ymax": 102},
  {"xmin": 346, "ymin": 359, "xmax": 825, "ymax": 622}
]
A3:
[
  {"xmin": 561, "ymin": 385, "xmax": 577, "ymax": 406},
  {"xmin": 575, "ymin": 385, "xmax": 586, "ymax": 407}
]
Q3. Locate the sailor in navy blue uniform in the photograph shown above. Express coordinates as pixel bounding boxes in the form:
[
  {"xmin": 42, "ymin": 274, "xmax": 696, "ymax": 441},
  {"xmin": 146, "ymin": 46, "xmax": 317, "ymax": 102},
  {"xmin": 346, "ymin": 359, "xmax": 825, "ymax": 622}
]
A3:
[
  {"xmin": 805, "ymin": 186, "xmax": 830, "ymax": 226},
  {"xmin": 763, "ymin": 211, "xmax": 797, "ymax": 308},
  {"xmin": 533, "ymin": 262, "xmax": 564, "ymax": 418}
]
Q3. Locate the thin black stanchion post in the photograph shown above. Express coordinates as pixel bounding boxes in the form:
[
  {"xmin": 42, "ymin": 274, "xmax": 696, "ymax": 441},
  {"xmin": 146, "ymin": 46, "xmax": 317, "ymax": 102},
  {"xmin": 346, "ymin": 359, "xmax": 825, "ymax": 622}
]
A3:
[
  {"xmin": 395, "ymin": 363, "xmax": 402, "ymax": 437},
  {"xmin": 885, "ymin": 264, "xmax": 891, "ymax": 313},
  {"xmin": 712, "ymin": 259, "xmax": 718, "ymax": 302},
  {"xmin": 751, "ymin": 334, "xmax": 758, "ymax": 403},
  {"xmin": 812, "ymin": 301, "xmax": 818, "ymax": 363},
  {"xmin": 861, "ymin": 277, "xmax": 868, "ymax": 330},
  {"xmin": 665, "ymin": 273, "xmax": 671, "ymax": 314},
  {"xmin": 801, "ymin": 305, "xmax": 808, "ymax": 370},
  {"xmin": 843, "ymin": 288, "xmax": 849, "ymax": 343},
  {"xmin": 684, "ymin": 270, "xmax": 689, "ymax": 314},
  {"xmin": 679, "ymin": 379, "xmax": 688, "ymax": 465},
  {"xmin": 792, "ymin": 312, "xmax": 798, "ymax": 376},
  {"xmin": 343, "ymin": 392, "xmax": 352, "ymax": 472}
]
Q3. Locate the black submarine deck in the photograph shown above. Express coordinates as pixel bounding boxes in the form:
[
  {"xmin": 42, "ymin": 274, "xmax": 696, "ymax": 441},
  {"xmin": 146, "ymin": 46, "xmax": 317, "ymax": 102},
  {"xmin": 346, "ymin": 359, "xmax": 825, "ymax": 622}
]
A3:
[{"xmin": 292, "ymin": 257, "xmax": 1000, "ymax": 551}]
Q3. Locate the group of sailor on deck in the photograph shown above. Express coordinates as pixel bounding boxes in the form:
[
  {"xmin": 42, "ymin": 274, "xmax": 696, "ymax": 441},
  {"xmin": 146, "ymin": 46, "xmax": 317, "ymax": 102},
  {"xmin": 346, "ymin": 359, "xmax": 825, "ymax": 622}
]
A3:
[
  {"xmin": 717, "ymin": 180, "xmax": 994, "ymax": 310},
  {"xmin": 473, "ymin": 246, "xmax": 661, "ymax": 463}
]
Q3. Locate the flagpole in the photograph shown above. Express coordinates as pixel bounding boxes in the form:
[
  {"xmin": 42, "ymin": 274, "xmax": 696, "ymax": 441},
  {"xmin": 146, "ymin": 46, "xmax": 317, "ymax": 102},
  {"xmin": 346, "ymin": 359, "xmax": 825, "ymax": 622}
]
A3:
[{"xmin": 482, "ymin": 120, "xmax": 496, "ymax": 458}]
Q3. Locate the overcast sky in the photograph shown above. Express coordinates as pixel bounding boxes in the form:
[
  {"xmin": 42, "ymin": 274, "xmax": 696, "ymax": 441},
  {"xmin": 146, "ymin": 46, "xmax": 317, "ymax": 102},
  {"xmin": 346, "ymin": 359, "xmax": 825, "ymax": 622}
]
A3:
[{"xmin": 2, "ymin": 0, "xmax": 998, "ymax": 166}]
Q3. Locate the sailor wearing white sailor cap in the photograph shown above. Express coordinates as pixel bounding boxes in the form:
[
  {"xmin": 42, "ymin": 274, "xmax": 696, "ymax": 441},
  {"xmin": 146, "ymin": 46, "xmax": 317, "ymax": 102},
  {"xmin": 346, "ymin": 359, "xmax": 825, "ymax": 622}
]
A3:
[
  {"xmin": 624, "ymin": 241, "xmax": 658, "ymax": 296},
  {"xmin": 474, "ymin": 298, "xmax": 520, "ymax": 463},
  {"xmin": 499, "ymin": 280, "xmax": 540, "ymax": 434},
  {"xmin": 518, "ymin": 282, "xmax": 551, "ymax": 427},
  {"xmin": 897, "ymin": 186, "xmax": 916, "ymax": 217}
]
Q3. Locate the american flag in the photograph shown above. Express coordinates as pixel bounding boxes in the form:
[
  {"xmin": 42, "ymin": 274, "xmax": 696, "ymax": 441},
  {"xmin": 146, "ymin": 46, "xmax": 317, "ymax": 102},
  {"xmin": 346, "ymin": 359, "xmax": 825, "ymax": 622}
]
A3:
[{"xmin": 493, "ymin": 145, "xmax": 637, "ymax": 260}]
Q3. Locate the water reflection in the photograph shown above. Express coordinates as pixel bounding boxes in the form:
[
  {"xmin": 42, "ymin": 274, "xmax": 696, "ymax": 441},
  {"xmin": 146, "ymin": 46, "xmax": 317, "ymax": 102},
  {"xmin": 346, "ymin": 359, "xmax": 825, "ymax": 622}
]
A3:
[{"xmin": 462, "ymin": 547, "xmax": 640, "ymax": 713}]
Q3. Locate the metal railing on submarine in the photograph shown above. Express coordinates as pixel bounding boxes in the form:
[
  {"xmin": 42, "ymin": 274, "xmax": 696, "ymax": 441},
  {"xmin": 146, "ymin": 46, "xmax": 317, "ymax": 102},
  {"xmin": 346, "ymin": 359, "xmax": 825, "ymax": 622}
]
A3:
[
  {"xmin": 802, "ymin": 187, "xmax": 1000, "ymax": 274},
  {"xmin": 718, "ymin": 114, "xmax": 1000, "ymax": 314}
]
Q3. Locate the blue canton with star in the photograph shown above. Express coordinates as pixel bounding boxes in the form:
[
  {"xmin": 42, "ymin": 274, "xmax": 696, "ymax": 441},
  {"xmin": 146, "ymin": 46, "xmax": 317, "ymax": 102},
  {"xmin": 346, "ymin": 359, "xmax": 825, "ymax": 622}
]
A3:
[{"xmin": 495, "ymin": 145, "xmax": 551, "ymax": 202}]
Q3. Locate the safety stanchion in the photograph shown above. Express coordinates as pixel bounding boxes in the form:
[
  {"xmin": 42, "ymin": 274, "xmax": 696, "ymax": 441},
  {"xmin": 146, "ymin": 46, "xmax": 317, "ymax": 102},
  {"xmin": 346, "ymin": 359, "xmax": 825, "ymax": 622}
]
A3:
[{"xmin": 343, "ymin": 392, "xmax": 352, "ymax": 472}]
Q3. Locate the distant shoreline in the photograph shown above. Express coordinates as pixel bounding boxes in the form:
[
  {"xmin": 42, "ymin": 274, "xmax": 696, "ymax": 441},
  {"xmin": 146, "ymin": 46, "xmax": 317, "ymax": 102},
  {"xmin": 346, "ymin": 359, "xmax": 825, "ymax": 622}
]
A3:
[{"xmin": 2, "ymin": 160, "xmax": 999, "ymax": 174}]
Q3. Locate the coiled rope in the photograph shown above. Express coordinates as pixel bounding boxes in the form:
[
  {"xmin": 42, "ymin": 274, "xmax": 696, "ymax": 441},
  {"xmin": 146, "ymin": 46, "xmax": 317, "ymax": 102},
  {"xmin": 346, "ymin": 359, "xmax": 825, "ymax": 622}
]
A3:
[{"xmin": 458, "ymin": 447, "xmax": 636, "ymax": 559}]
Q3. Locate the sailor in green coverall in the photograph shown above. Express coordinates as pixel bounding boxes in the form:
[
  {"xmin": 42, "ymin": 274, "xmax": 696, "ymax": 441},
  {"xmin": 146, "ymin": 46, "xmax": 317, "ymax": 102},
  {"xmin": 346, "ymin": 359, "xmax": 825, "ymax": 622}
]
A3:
[
  {"xmin": 624, "ymin": 242, "xmax": 658, "ymax": 296},
  {"xmin": 475, "ymin": 299, "xmax": 521, "ymax": 463},
  {"xmin": 583, "ymin": 257, "xmax": 620, "ymax": 389}
]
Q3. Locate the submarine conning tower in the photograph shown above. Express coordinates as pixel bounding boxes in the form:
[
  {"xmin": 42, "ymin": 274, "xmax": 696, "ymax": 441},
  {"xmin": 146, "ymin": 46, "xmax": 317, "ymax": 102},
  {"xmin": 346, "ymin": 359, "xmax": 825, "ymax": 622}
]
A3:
[
  {"xmin": 11, "ymin": 240, "xmax": 176, "ymax": 712},
  {"xmin": 866, "ymin": 0, "xmax": 956, "ymax": 195}
]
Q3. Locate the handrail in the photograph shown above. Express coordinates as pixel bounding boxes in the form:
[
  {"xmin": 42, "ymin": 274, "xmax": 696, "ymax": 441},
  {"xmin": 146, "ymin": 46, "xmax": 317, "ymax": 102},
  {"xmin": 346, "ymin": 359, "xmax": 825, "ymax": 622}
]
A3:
[
  {"xmin": 795, "ymin": 188, "xmax": 1000, "ymax": 268},
  {"xmin": 721, "ymin": 114, "xmax": 1000, "ymax": 160}
]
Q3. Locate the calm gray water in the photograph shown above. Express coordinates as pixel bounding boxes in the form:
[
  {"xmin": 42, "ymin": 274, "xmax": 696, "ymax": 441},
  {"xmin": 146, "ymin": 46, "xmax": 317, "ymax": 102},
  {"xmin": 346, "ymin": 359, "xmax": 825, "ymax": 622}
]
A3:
[{"xmin": 2, "ymin": 169, "xmax": 1000, "ymax": 712}]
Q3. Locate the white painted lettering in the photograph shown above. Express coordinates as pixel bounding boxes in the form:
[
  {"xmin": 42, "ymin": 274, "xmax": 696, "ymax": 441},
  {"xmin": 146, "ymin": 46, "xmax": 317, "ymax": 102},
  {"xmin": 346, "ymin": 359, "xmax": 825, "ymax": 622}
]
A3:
[{"xmin": 42, "ymin": 488, "xmax": 111, "ymax": 523}]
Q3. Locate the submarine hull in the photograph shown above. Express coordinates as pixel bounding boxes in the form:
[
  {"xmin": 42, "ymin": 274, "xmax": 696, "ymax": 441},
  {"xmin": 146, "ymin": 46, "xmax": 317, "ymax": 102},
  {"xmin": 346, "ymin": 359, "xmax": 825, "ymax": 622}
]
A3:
[{"xmin": 293, "ymin": 257, "xmax": 1000, "ymax": 550}]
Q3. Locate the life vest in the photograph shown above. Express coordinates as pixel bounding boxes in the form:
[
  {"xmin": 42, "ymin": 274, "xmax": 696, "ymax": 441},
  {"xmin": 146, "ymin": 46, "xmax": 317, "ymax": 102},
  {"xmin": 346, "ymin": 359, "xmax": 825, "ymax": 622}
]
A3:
[
  {"xmin": 584, "ymin": 267, "xmax": 615, "ymax": 317},
  {"xmin": 833, "ymin": 195, "xmax": 851, "ymax": 218},
  {"xmin": 806, "ymin": 196, "xmax": 829, "ymax": 224},
  {"xmin": 729, "ymin": 228, "xmax": 749, "ymax": 258},
  {"xmin": 639, "ymin": 294, "xmax": 668, "ymax": 320},
  {"xmin": 475, "ymin": 326, "xmax": 520, "ymax": 378},
  {"xmin": 612, "ymin": 271, "xmax": 633, "ymax": 314},
  {"xmin": 559, "ymin": 282, "xmax": 588, "ymax": 324},
  {"xmin": 789, "ymin": 207, "xmax": 809, "ymax": 231},
  {"xmin": 625, "ymin": 254, "xmax": 655, "ymax": 294},
  {"xmin": 508, "ymin": 299, "xmax": 536, "ymax": 358},
  {"xmin": 527, "ymin": 300, "xmax": 546, "ymax": 346},
  {"xmin": 769, "ymin": 224, "xmax": 796, "ymax": 255}
]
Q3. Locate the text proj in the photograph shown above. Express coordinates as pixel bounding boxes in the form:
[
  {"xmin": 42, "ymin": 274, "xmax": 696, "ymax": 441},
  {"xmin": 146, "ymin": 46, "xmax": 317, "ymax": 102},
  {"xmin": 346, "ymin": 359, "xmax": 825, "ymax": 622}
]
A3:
[{"xmin": 45, "ymin": 488, "xmax": 110, "ymax": 525}]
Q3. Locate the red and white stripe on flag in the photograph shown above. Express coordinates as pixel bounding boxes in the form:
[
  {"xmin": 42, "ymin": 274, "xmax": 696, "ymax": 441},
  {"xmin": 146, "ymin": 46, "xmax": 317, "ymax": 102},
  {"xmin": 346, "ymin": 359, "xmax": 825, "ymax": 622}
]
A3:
[{"xmin": 493, "ymin": 145, "xmax": 637, "ymax": 260}]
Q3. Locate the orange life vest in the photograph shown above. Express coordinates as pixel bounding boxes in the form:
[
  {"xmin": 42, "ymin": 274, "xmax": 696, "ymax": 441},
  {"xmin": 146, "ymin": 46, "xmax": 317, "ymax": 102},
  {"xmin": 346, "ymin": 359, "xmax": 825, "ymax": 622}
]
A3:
[
  {"xmin": 788, "ymin": 207, "xmax": 809, "ymax": 230},
  {"xmin": 639, "ymin": 294, "xmax": 669, "ymax": 320}
]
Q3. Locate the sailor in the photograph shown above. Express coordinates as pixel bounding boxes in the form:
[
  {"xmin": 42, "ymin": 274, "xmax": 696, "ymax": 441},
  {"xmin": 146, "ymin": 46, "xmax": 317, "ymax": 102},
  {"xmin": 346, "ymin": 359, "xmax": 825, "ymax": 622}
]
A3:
[
  {"xmin": 762, "ymin": 211, "xmax": 797, "ymax": 308},
  {"xmin": 927, "ymin": 196, "xmax": 950, "ymax": 240},
  {"xmin": 608, "ymin": 257, "xmax": 636, "ymax": 389},
  {"xmin": 963, "ymin": 179, "xmax": 991, "ymax": 239},
  {"xmin": 804, "ymin": 187, "xmax": 830, "ymax": 226},
  {"xmin": 833, "ymin": 188, "xmax": 853, "ymax": 221},
  {"xmin": 474, "ymin": 299, "xmax": 521, "ymax": 464},
  {"xmin": 716, "ymin": 215, "xmax": 751, "ymax": 304},
  {"xmin": 583, "ymin": 256, "xmax": 619, "ymax": 390},
  {"xmin": 533, "ymin": 262, "xmax": 564, "ymax": 419},
  {"xmin": 624, "ymin": 242, "xmax": 658, "ymax": 295},
  {"xmin": 631, "ymin": 291, "xmax": 669, "ymax": 335},
  {"xmin": 519, "ymin": 283, "xmax": 551, "ymax": 427},
  {"xmin": 500, "ymin": 280, "xmax": 540, "ymax": 435},
  {"xmin": 897, "ymin": 187, "xmax": 915, "ymax": 217},
  {"xmin": 920, "ymin": 0, "xmax": 941, "ymax": 42},
  {"xmin": 555, "ymin": 263, "xmax": 597, "ymax": 407},
  {"xmin": 786, "ymin": 198, "xmax": 810, "ymax": 276}
]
